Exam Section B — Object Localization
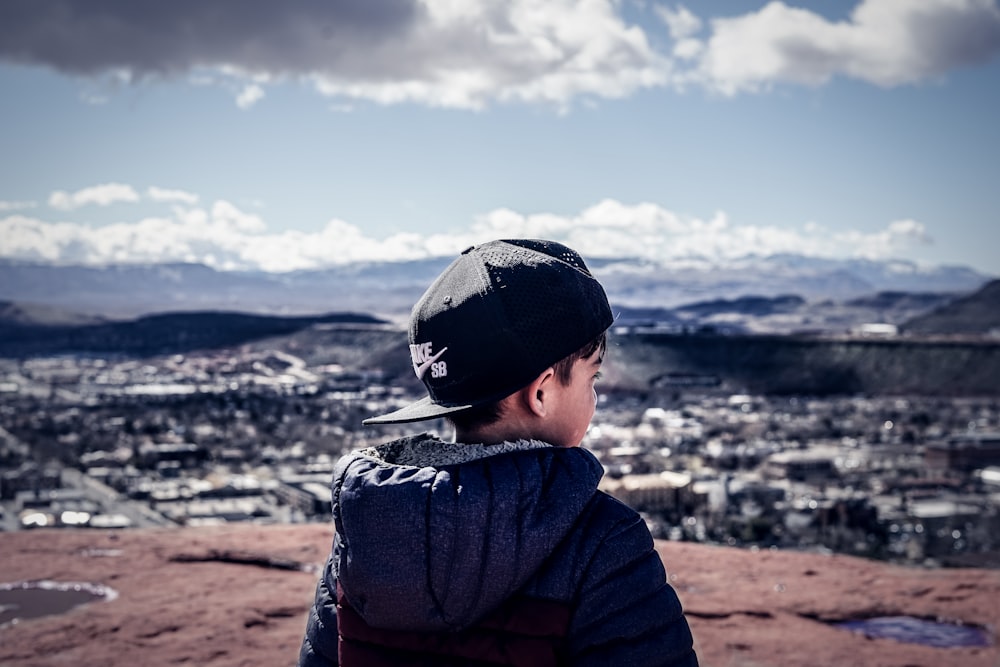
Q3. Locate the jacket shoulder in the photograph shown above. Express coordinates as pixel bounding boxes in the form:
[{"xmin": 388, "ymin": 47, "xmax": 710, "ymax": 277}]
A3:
[{"xmin": 539, "ymin": 490, "xmax": 698, "ymax": 666}]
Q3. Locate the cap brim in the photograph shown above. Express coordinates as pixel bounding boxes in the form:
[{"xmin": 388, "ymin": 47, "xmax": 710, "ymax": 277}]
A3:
[{"xmin": 362, "ymin": 395, "xmax": 474, "ymax": 425}]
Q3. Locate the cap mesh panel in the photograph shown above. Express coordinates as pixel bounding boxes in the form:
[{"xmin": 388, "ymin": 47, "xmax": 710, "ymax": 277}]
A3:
[{"xmin": 480, "ymin": 240, "xmax": 601, "ymax": 372}]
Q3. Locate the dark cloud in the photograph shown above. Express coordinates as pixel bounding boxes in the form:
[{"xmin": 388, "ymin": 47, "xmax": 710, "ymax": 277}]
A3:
[
  {"xmin": 10, "ymin": 1, "xmax": 993, "ymax": 108},
  {"xmin": 0, "ymin": 0, "xmax": 420, "ymax": 78},
  {"xmin": 905, "ymin": 2, "xmax": 1000, "ymax": 78},
  {"xmin": 0, "ymin": 0, "xmax": 671, "ymax": 108}
]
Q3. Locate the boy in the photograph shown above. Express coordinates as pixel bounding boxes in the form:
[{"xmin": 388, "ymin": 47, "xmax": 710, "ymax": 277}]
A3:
[{"xmin": 298, "ymin": 239, "xmax": 697, "ymax": 666}]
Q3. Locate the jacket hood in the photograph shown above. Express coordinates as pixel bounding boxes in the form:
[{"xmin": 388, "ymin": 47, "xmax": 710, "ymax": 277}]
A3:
[{"xmin": 330, "ymin": 433, "xmax": 604, "ymax": 633}]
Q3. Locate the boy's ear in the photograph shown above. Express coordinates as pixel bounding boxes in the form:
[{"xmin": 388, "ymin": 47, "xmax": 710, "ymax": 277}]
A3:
[{"xmin": 523, "ymin": 366, "xmax": 556, "ymax": 418}]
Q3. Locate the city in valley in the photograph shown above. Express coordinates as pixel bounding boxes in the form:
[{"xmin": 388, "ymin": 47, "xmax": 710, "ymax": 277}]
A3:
[{"xmin": 1, "ymin": 331, "xmax": 998, "ymax": 569}]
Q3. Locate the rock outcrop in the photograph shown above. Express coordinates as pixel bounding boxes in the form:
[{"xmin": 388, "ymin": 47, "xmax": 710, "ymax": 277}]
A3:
[{"xmin": 1, "ymin": 525, "xmax": 997, "ymax": 666}]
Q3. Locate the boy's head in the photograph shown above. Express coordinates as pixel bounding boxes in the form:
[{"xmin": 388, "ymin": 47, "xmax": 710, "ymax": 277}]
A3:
[{"xmin": 363, "ymin": 239, "xmax": 613, "ymax": 429}]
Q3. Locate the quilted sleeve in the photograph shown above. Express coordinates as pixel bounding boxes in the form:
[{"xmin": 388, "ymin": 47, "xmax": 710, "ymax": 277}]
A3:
[{"xmin": 297, "ymin": 561, "xmax": 340, "ymax": 667}]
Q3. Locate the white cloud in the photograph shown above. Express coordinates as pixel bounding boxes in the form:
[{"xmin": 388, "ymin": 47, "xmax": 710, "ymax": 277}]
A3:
[
  {"xmin": 684, "ymin": 0, "xmax": 1000, "ymax": 95},
  {"xmin": 0, "ymin": 215, "xmax": 90, "ymax": 263},
  {"xmin": 236, "ymin": 83, "xmax": 265, "ymax": 109},
  {"xmin": 48, "ymin": 183, "xmax": 140, "ymax": 210},
  {"xmin": 0, "ymin": 0, "xmax": 669, "ymax": 111},
  {"xmin": 467, "ymin": 200, "xmax": 933, "ymax": 264},
  {"xmin": 887, "ymin": 218, "xmax": 930, "ymax": 242},
  {"xmin": 45, "ymin": 183, "xmax": 201, "ymax": 210},
  {"xmin": 831, "ymin": 218, "xmax": 931, "ymax": 260},
  {"xmin": 309, "ymin": 0, "xmax": 671, "ymax": 110},
  {"xmin": 0, "ymin": 199, "xmax": 936, "ymax": 272},
  {"xmin": 657, "ymin": 5, "xmax": 702, "ymax": 41},
  {"xmin": 0, "ymin": 200, "xmax": 37, "ymax": 211},
  {"xmin": 3, "ymin": 0, "xmax": 997, "ymax": 107},
  {"xmin": 147, "ymin": 186, "xmax": 199, "ymax": 205},
  {"xmin": 209, "ymin": 200, "xmax": 266, "ymax": 233}
]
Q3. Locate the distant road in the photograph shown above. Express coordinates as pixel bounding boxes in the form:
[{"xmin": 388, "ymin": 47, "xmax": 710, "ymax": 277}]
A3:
[{"xmin": 61, "ymin": 468, "xmax": 173, "ymax": 529}]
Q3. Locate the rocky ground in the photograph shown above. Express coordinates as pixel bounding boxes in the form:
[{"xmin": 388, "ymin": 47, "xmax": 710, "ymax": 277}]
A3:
[{"xmin": 1, "ymin": 524, "xmax": 997, "ymax": 667}]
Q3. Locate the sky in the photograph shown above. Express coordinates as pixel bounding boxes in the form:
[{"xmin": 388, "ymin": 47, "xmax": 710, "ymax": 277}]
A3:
[{"xmin": 1, "ymin": 0, "xmax": 999, "ymax": 275}]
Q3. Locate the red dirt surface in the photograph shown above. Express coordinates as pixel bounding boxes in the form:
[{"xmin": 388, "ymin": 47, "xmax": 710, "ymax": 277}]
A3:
[{"xmin": 1, "ymin": 525, "xmax": 997, "ymax": 666}]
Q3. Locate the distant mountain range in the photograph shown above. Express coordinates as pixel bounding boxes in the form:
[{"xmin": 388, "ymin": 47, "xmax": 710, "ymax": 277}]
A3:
[
  {"xmin": 613, "ymin": 289, "xmax": 968, "ymax": 336},
  {"xmin": 0, "ymin": 308, "xmax": 385, "ymax": 358},
  {"xmin": 1, "ymin": 279, "xmax": 998, "ymax": 396},
  {"xmin": 902, "ymin": 280, "xmax": 1000, "ymax": 335},
  {"xmin": 0, "ymin": 254, "xmax": 991, "ymax": 321},
  {"xmin": 592, "ymin": 254, "xmax": 990, "ymax": 309}
]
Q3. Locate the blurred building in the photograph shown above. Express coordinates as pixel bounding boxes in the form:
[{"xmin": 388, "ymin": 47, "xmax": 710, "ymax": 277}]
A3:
[
  {"xmin": 600, "ymin": 471, "xmax": 694, "ymax": 514},
  {"xmin": 926, "ymin": 433, "xmax": 1000, "ymax": 473}
]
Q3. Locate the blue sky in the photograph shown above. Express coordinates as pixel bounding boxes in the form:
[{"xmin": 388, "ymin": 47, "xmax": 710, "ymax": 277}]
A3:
[{"xmin": 1, "ymin": 0, "xmax": 999, "ymax": 275}]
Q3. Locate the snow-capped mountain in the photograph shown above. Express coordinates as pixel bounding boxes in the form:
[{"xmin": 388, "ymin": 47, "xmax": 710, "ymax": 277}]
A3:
[{"xmin": 0, "ymin": 254, "xmax": 991, "ymax": 321}]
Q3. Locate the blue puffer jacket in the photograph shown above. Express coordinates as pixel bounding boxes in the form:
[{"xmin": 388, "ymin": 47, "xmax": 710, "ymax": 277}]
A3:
[{"xmin": 298, "ymin": 434, "xmax": 697, "ymax": 666}]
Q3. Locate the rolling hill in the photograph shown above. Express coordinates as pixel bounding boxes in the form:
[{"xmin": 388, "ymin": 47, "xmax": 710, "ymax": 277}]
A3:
[{"xmin": 902, "ymin": 280, "xmax": 1000, "ymax": 335}]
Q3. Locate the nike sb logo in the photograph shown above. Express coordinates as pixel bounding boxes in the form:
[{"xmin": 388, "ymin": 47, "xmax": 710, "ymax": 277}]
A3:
[{"xmin": 410, "ymin": 342, "xmax": 449, "ymax": 381}]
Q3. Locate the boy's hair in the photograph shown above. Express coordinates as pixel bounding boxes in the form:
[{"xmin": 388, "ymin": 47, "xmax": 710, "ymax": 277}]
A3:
[
  {"xmin": 363, "ymin": 239, "xmax": 613, "ymax": 426},
  {"xmin": 448, "ymin": 330, "xmax": 608, "ymax": 431}
]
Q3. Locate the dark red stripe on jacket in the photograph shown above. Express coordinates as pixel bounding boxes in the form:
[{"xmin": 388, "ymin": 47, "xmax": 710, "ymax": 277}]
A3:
[{"xmin": 337, "ymin": 583, "xmax": 572, "ymax": 666}]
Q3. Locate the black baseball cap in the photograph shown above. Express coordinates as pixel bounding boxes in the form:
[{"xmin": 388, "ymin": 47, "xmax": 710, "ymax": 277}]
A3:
[{"xmin": 363, "ymin": 239, "xmax": 614, "ymax": 425}]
